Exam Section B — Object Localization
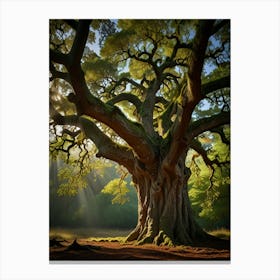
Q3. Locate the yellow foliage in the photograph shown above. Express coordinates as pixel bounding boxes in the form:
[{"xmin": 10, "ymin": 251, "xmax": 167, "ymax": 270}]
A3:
[
  {"xmin": 101, "ymin": 178, "xmax": 129, "ymax": 205},
  {"xmin": 57, "ymin": 165, "xmax": 88, "ymax": 196},
  {"xmin": 129, "ymin": 59, "xmax": 154, "ymax": 80}
]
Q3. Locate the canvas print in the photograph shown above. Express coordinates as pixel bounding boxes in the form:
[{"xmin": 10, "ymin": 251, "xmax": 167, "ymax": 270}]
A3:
[{"xmin": 49, "ymin": 19, "xmax": 230, "ymax": 261}]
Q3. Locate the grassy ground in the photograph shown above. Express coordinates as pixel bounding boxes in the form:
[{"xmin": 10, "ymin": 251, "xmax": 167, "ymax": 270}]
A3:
[
  {"xmin": 50, "ymin": 227, "xmax": 132, "ymax": 240},
  {"xmin": 207, "ymin": 228, "xmax": 230, "ymax": 240}
]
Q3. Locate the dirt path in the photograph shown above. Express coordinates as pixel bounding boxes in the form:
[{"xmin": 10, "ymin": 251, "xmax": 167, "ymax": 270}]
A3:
[{"xmin": 50, "ymin": 239, "xmax": 230, "ymax": 261}]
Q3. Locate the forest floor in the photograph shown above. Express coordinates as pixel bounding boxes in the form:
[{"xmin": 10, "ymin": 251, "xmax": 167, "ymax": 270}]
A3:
[{"xmin": 49, "ymin": 237, "xmax": 230, "ymax": 261}]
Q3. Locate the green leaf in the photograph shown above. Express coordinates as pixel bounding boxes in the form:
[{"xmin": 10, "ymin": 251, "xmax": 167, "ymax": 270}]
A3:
[
  {"xmin": 101, "ymin": 178, "xmax": 129, "ymax": 205},
  {"xmin": 83, "ymin": 58, "xmax": 117, "ymax": 81}
]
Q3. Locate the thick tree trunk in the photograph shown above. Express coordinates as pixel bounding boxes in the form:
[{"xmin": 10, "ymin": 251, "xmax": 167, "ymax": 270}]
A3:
[{"xmin": 126, "ymin": 160, "xmax": 208, "ymax": 246}]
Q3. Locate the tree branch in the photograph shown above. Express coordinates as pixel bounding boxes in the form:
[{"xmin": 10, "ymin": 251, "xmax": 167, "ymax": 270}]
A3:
[
  {"xmin": 141, "ymin": 80, "xmax": 161, "ymax": 138},
  {"xmin": 69, "ymin": 20, "xmax": 91, "ymax": 66},
  {"xmin": 189, "ymin": 139, "xmax": 230, "ymax": 195},
  {"xmin": 162, "ymin": 72, "xmax": 180, "ymax": 86},
  {"xmin": 155, "ymin": 96, "xmax": 168, "ymax": 107},
  {"xmin": 189, "ymin": 139, "xmax": 213, "ymax": 166},
  {"xmin": 50, "ymin": 105, "xmax": 136, "ymax": 172},
  {"xmin": 49, "ymin": 100, "xmax": 79, "ymax": 126},
  {"xmin": 50, "ymin": 49, "xmax": 69, "ymax": 66},
  {"xmin": 205, "ymin": 40, "xmax": 227, "ymax": 61},
  {"xmin": 65, "ymin": 60, "xmax": 156, "ymax": 163},
  {"xmin": 127, "ymin": 48, "xmax": 152, "ymax": 65},
  {"xmin": 187, "ymin": 111, "xmax": 230, "ymax": 141},
  {"xmin": 190, "ymin": 140, "xmax": 230, "ymax": 169},
  {"xmin": 85, "ymin": 92, "xmax": 156, "ymax": 163},
  {"xmin": 50, "ymin": 63, "xmax": 71, "ymax": 83},
  {"xmin": 62, "ymin": 128, "xmax": 81, "ymax": 138},
  {"xmin": 53, "ymin": 20, "xmax": 155, "ymax": 164},
  {"xmin": 211, "ymin": 19, "xmax": 230, "ymax": 35},
  {"xmin": 107, "ymin": 93, "xmax": 142, "ymax": 110},
  {"xmin": 51, "ymin": 113, "xmax": 80, "ymax": 128},
  {"xmin": 79, "ymin": 115, "xmax": 135, "ymax": 173},
  {"xmin": 64, "ymin": 19, "xmax": 78, "ymax": 30},
  {"xmin": 166, "ymin": 35, "xmax": 192, "ymax": 59},
  {"xmin": 160, "ymin": 35, "xmax": 192, "ymax": 71},
  {"xmin": 110, "ymin": 77, "xmax": 145, "ymax": 94},
  {"xmin": 210, "ymin": 126, "xmax": 230, "ymax": 145},
  {"xmin": 163, "ymin": 20, "xmax": 216, "ymax": 170},
  {"xmin": 201, "ymin": 75, "xmax": 230, "ymax": 95}
]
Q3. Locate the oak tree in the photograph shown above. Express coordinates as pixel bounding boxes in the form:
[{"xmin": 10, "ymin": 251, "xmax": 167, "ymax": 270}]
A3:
[{"xmin": 49, "ymin": 19, "xmax": 230, "ymax": 246}]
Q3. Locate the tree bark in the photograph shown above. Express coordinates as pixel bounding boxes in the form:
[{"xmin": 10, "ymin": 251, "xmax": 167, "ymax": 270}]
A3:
[{"xmin": 126, "ymin": 158, "xmax": 207, "ymax": 246}]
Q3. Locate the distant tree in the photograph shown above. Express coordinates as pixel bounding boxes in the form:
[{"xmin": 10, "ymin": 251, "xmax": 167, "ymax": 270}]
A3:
[
  {"xmin": 49, "ymin": 19, "xmax": 230, "ymax": 246},
  {"xmin": 49, "ymin": 159, "xmax": 138, "ymax": 229}
]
